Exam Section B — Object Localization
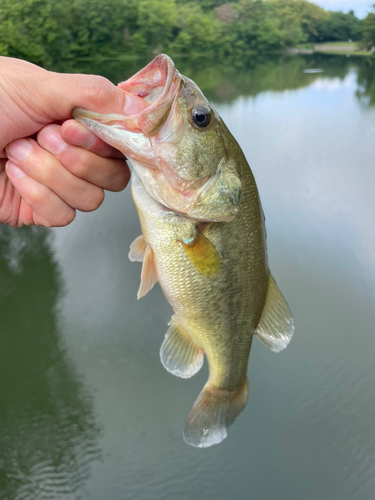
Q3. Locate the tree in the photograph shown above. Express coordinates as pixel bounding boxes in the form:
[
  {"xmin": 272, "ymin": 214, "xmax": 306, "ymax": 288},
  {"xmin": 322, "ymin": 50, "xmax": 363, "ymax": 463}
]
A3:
[
  {"xmin": 317, "ymin": 10, "xmax": 362, "ymax": 42},
  {"xmin": 136, "ymin": 0, "xmax": 177, "ymax": 51},
  {"xmin": 0, "ymin": 0, "xmax": 71, "ymax": 66},
  {"xmin": 169, "ymin": 2, "xmax": 223, "ymax": 55},
  {"xmin": 362, "ymin": 5, "xmax": 375, "ymax": 48}
]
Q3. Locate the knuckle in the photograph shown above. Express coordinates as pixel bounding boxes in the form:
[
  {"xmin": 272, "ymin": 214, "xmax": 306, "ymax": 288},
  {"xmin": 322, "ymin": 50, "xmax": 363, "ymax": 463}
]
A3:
[
  {"xmin": 19, "ymin": 144, "xmax": 52, "ymax": 180},
  {"xmin": 85, "ymin": 75, "xmax": 114, "ymax": 106},
  {"xmin": 68, "ymin": 154, "xmax": 92, "ymax": 179},
  {"xmin": 36, "ymin": 209, "xmax": 76, "ymax": 228},
  {"xmin": 29, "ymin": 187, "xmax": 46, "ymax": 206}
]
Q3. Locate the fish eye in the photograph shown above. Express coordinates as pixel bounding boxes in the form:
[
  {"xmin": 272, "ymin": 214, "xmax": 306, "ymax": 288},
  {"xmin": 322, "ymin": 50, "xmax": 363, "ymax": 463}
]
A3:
[{"xmin": 192, "ymin": 107, "xmax": 211, "ymax": 128}]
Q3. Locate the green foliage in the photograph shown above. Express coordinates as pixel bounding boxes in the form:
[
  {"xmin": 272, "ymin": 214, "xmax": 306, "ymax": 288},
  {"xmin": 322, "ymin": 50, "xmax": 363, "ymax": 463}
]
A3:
[
  {"xmin": 271, "ymin": 0, "xmax": 328, "ymax": 42},
  {"xmin": 227, "ymin": 0, "xmax": 285, "ymax": 55},
  {"xmin": 0, "ymin": 0, "xmax": 71, "ymax": 65},
  {"xmin": 270, "ymin": 0, "xmax": 307, "ymax": 46},
  {"xmin": 175, "ymin": 0, "xmax": 236, "ymax": 11},
  {"xmin": 0, "ymin": 0, "xmax": 366, "ymax": 68},
  {"xmin": 137, "ymin": 0, "xmax": 177, "ymax": 51},
  {"xmin": 362, "ymin": 6, "xmax": 375, "ymax": 49},
  {"xmin": 66, "ymin": 0, "xmax": 137, "ymax": 58},
  {"xmin": 316, "ymin": 10, "xmax": 362, "ymax": 42},
  {"xmin": 169, "ymin": 3, "xmax": 222, "ymax": 56}
]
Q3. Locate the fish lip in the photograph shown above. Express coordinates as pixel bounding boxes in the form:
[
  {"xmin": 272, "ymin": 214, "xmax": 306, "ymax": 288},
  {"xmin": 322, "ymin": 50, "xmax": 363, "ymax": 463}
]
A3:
[
  {"xmin": 73, "ymin": 54, "xmax": 181, "ymax": 137},
  {"xmin": 72, "ymin": 108, "xmax": 128, "ymax": 122},
  {"xmin": 118, "ymin": 54, "xmax": 175, "ymax": 99}
]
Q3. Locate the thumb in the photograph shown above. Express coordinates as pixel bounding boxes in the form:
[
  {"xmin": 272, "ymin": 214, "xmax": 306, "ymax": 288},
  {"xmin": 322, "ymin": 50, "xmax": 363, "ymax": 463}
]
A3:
[
  {"xmin": 0, "ymin": 57, "xmax": 127, "ymax": 156},
  {"xmin": 44, "ymin": 71, "xmax": 127, "ymax": 120}
]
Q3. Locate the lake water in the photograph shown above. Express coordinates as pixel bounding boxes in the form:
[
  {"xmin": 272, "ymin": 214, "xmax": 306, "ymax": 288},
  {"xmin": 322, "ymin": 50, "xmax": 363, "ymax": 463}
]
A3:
[{"xmin": 0, "ymin": 55, "xmax": 375, "ymax": 500}]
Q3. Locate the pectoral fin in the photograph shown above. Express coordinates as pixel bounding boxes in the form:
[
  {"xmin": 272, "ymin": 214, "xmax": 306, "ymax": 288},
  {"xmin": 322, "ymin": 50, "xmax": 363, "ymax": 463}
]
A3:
[
  {"xmin": 160, "ymin": 316, "xmax": 204, "ymax": 378},
  {"xmin": 255, "ymin": 274, "xmax": 294, "ymax": 352},
  {"xmin": 180, "ymin": 231, "xmax": 221, "ymax": 277},
  {"xmin": 137, "ymin": 244, "xmax": 158, "ymax": 299},
  {"xmin": 129, "ymin": 234, "xmax": 147, "ymax": 262}
]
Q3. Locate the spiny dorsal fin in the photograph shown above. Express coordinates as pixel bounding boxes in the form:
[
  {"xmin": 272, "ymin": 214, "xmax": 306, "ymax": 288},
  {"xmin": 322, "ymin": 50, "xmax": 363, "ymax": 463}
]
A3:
[
  {"xmin": 137, "ymin": 244, "xmax": 158, "ymax": 299},
  {"xmin": 129, "ymin": 234, "xmax": 147, "ymax": 262},
  {"xmin": 160, "ymin": 315, "xmax": 204, "ymax": 379},
  {"xmin": 255, "ymin": 274, "xmax": 294, "ymax": 353},
  {"xmin": 180, "ymin": 231, "xmax": 221, "ymax": 277}
]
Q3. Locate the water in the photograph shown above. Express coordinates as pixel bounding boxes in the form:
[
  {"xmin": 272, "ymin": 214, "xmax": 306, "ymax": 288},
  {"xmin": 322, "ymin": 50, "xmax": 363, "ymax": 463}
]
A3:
[{"xmin": 1, "ymin": 55, "xmax": 375, "ymax": 500}]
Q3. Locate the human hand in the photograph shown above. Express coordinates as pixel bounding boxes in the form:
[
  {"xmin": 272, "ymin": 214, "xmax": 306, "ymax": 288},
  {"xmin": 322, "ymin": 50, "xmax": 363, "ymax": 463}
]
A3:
[{"xmin": 0, "ymin": 57, "xmax": 130, "ymax": 227}]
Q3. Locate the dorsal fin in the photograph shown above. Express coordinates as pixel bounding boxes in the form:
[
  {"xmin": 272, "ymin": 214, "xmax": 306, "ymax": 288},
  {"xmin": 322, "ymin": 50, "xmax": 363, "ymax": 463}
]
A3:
[{"xmin": 255, "ymin": 274, "xmax": 294, "ymax": 352}]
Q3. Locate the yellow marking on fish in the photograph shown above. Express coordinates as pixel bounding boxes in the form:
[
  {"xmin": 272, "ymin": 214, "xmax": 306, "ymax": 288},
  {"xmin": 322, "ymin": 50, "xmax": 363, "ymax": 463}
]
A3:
[{"xmin": 180, "ymin": 231, "xmax": 221, "ymax": 277}]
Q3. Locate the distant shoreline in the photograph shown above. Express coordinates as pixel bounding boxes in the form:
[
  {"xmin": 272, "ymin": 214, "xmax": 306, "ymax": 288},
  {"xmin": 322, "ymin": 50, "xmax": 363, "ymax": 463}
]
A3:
[{"xmin": 291, "ymin": 42, "xmax": 374, "ymax": 57}]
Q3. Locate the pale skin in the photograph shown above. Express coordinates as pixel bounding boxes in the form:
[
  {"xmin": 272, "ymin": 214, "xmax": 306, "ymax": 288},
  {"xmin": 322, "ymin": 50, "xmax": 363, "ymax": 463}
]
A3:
[{"xmin": 0, "ymin": 57, "xmax": 131, "ymax": 227}]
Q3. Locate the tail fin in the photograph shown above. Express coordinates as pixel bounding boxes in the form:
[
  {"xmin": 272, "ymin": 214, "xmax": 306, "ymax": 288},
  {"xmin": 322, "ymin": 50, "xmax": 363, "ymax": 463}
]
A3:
[{"xmin": 183, "ymin": 380, "xmax": 249, "ymax": 448}]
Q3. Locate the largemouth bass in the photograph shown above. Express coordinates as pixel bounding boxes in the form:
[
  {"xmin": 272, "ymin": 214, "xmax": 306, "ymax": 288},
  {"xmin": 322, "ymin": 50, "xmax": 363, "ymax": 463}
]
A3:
[{"xmin": 73, "ymin": 55, "xmax": 294, "ymax": 448}]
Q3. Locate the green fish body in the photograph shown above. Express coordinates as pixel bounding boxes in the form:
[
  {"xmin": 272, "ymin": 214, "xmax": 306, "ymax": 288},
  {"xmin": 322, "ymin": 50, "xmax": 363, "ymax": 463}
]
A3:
[{"xmin": 74, "ymin": 55, "xmax": 293, "ymax": 447}]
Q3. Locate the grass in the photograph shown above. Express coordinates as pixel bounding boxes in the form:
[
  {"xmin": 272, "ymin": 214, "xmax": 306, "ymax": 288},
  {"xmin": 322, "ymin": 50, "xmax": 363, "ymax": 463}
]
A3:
[
  {"xmin": 316, "ymin": 50, "xmax": 372, "ymax": 57},
  {"xmin": 315, "ymin": 41, "xmax": 357, "ymax": 47},
  {"xmin": 295, "ymin": 43, "xmax": 314, "ymax": 50},
  {"xmin": 313, "ymin": 41, "xmax": 373, "ymax": 57}
]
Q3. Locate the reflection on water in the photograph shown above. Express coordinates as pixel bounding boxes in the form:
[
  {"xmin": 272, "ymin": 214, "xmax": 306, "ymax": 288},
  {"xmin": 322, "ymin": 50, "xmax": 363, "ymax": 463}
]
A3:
[
  {"xmin": 355, "ymin": 58, "xmax": 375, "ymax": 106},
  {"xmin": 0, "ymin": 227, "xmax": 101, "ymax": 500},
  {"xmin": 57, "ymin": 53, "xmax": 375, "ymax": 108},
  {"xmin": 1, "ymin": 55, "xmax": 375, "ymax": 499}
]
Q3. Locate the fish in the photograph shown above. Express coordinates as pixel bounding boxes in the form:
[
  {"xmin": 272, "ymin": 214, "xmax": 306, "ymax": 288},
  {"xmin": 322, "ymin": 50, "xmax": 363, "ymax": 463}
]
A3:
[{"xmin": 73, "ymin": 54, "xmax": 294, "ymax": 448}]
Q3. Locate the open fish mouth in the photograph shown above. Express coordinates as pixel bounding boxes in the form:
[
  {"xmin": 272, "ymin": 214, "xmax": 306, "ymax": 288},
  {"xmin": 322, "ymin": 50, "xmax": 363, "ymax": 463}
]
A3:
[
  {"xmin": 73, "ymin": 54, "xmax": 181, "ymax": 144},
  {"xmin": 73, "ymin": 55, "xmax": 241, "ymax": 222},
  {"xmin": 118, "ymin": 54, "xmax": 181, "ymax": 137},
  {"xmin": 73, "ymin": 54, "xmax": 191, "ymax": 187}
]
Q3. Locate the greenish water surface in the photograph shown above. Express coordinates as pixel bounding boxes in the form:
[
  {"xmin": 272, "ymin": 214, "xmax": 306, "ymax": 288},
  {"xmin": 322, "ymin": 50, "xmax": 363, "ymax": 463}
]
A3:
[{"xmin": 1, "ymin": 55, "xmax": 375, "ymax": 500}]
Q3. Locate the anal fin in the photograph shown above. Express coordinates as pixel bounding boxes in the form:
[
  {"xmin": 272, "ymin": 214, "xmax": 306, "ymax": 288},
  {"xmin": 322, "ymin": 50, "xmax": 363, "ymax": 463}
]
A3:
[
  {"xmin": 137, "ymin": 244, "xmax": 158, "ymax": 299},
  {"xmin": 160, "ymin": 316, "xmax": 204, "ymax": 379},
  {"xmin": 255, "ymin": 274, "xmax": 294, "ymax": 352}
]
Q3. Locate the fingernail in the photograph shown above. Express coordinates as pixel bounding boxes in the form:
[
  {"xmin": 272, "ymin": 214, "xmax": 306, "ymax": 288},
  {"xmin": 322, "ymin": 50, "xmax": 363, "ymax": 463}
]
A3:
[
  {"xmin": 40, "ymin": 128, "xmax": 67, "ymax": 155},
  {"xmin": 6, "ymin": 161, "xmax": 26, "ymax": 179},
  {"xmin": 7, "ymin": 139, "xmax": 32, "ymax": 161}
]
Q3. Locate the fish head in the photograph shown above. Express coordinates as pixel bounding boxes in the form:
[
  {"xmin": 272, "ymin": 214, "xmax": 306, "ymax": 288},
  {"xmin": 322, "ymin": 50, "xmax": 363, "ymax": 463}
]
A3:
[{"xmin": 73, "ymin": 54, "xmax": 241, "ymax": 222}]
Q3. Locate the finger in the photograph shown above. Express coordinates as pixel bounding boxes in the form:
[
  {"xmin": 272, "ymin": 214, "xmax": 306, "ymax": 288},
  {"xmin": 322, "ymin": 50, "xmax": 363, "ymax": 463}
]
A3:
[
  {"xmin": 6, "ymin": 138, "xmax": 105, "ymax": 212},
  {"xmin": 3, "ymin": 58, "xmax": 128, "ymax": 118},
  {"xmin": 5, "ymin": 161, "xmax": 76, "ymax": 227},
  {"xmin": 48, "ymin": 71, "xmax": 128, "ymax": 119},
  {"xmin": 38, "ymin": 125, "xmax": 130, "ymax": 192},
  {"xmin": 60, "ymin": 120, "xmax": 124, "ymax": 158}
]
